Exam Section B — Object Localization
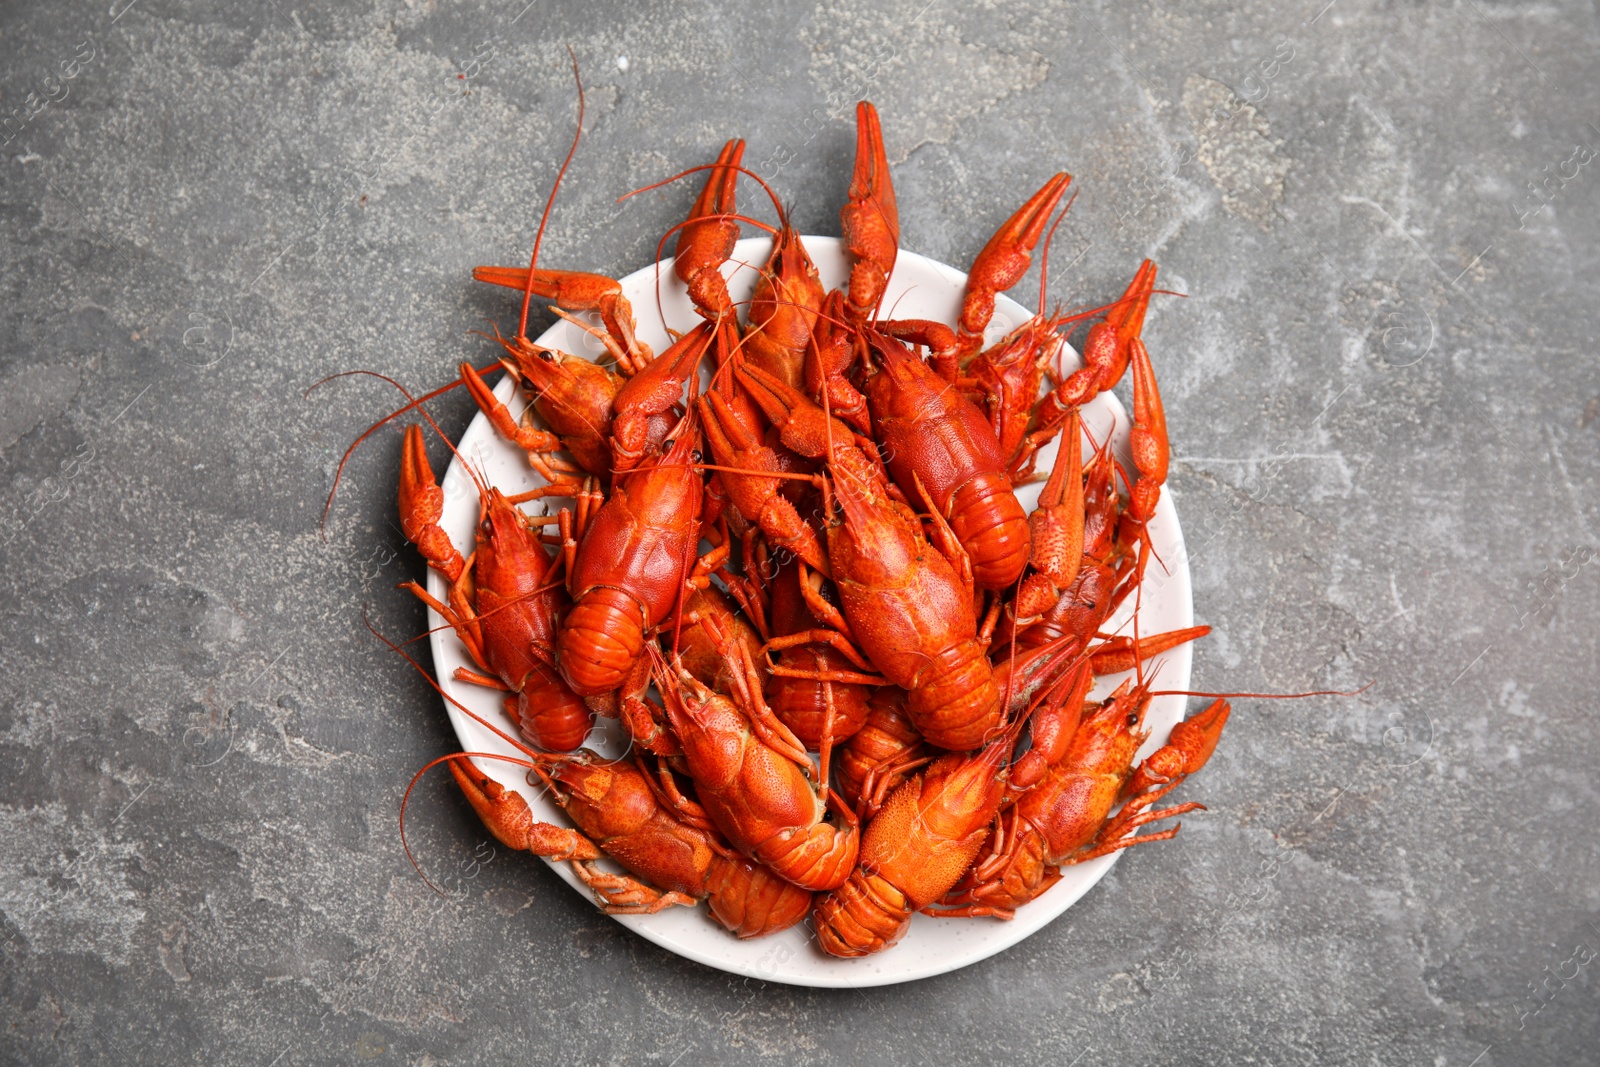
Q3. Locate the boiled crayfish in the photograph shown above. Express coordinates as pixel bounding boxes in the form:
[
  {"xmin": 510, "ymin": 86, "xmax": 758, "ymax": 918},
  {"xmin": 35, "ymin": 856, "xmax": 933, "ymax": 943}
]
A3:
[{"xmin": 359, "ymin": 81, "xmax": 1244, "ymax": 962}]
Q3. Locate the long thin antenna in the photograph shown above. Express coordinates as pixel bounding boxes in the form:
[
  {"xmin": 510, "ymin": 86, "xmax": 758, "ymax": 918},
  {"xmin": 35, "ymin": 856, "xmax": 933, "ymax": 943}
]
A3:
[{"xmin": 520, "ymin": 47, "xmax": 586, "ymax": 341}]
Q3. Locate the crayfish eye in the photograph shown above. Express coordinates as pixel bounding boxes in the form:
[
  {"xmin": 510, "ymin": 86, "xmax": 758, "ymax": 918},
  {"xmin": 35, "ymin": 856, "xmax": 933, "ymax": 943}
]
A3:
[
  {"xmin": 662, "ymin": 438, "xmax": 675, "ymax": 451},
  {"xmin": 1126, "ymin": 712, "xmax": 1139, "ymax": 727},
  {"xmin": 691, "ymin": 449, "xmax": 702, "ymax": 463},
  {"xmin": 537, "ymin": 350, "xmax": 555, "ymax": 363}
]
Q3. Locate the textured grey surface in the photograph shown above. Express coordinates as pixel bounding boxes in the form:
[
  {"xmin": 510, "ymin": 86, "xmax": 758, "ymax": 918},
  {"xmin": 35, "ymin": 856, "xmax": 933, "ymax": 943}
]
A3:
[{"xmin": 2, "ymin": 0, "xmax": 1597, "ymax": 1063}]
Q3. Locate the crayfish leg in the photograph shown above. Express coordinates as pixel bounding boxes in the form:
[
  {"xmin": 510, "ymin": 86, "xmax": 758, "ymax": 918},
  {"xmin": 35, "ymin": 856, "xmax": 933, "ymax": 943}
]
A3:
[{"xmin": 571, "ymin": 861, "xmax": 699, "ymax": 914}]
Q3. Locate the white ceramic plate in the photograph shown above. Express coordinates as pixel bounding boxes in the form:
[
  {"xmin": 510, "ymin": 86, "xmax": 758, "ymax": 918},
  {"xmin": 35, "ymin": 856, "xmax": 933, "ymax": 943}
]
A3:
[{"xmin": 426, "ymin": 236, "xmax": 1194, "ymax": 987}]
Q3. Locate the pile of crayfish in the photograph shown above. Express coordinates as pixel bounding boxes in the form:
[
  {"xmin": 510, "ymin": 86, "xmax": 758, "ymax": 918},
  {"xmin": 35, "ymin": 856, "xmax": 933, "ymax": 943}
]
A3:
[{"xmin": 384, "ymin": 100, "xmax": 1230, "ymax": 958}]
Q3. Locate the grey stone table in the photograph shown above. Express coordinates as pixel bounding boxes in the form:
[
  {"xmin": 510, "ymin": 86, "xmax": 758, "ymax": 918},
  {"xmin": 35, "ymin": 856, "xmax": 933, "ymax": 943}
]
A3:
[{"xmin": 3, "ymin": 0, "xmax": 1596, "ymax": 1063}]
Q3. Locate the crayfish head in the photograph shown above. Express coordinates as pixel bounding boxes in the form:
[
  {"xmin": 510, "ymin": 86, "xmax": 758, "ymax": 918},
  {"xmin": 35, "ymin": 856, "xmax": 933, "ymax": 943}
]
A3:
[
  {"xmin": 824, "ymin": 467, "xmax": 918, "ymax": 583},
  {"xmin": 1079, "ymin": 437, "xmax": 1120, "ymax": 561},
  {"xmin": 1067, "ymin": 678, "xmax": 1153, "ymax": 776},
  {"xmin": 478, "ymin": 487, "xmax": 526, "ymax": 548},
  {"xmin": 490, "ymin": 324, "xmax": 572, "ymax": 388},
  {"xmin": 542, "ymin": 751, "xmax": 608, "ymax": 800},
  {"xmin": 616, "ymin": 416, "xmax": 703, "ymax": 513},
  {"xmin": 469, "ymin": 488, "xmax": 558, "ymax": 597},
  {"xmin": 749, "ymin": 218, "xmax": 824, "ymax": 348},
  {"xmin": 861, "ymin": 328, "xmax": 918, "ymax": 382},
  {"xmin": 497, "ymin": 330, "xmax": 624, "ymax": 418},
  {"xmin": 548, "ymin": 753, "xmax": 660, "ymax": 839}
]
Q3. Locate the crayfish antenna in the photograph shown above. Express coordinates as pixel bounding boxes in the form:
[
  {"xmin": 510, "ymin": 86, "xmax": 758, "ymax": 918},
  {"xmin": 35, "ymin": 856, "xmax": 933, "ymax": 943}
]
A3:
[
  {"xmin": 363, "ymin": 608, "xmax": 552, "ymax": 761},
  {"xmin": 370, "ymin": 606, "xmax": 582, "ymax": 895},
  {"xmin": 1034, "ymin": 188, "xmax": 1077, "ymax": 319},
  {"xmin": 519, "ymin": 46, "xmax": 586, "ymax": 342},
  {"xmin": 619, "ymin": 160, "xmax": 789, "ymax": 223},
  {"xmin": 401, "ymin": 750, "xmax": 544, "ymax": 896},
  {"xmin": 334, "ymin": 66, "xmax": 652, "ymax": 524},
  {"xmin": 1144, "ymin": 683, "xmax": 1375, "ymax": 699},
  {"xmin": 312, "ymin": 366, "xmax": 498, "ymax": 538}
]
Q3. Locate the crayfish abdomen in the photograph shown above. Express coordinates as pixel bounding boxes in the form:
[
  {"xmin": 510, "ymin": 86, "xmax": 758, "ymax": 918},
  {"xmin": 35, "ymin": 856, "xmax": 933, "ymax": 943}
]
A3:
[
  {"xmin": 558, "ymin": 590, "xmax": 649, "ymax": 696},
  {"xmin": 947, "ymin": 472, "xmax": 1032, "ymax": 592},
  {"xmin": 901, "ymin": 642, "xmax": 1001, "ymax": 751},
  {"xmin": 703, "ymin": 854, "xmax": 815, "ymax": 940}
]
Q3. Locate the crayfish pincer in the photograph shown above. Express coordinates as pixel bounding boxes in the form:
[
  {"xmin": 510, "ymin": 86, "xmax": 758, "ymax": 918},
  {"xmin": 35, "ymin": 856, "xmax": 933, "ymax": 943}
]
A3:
[{"xmin": 448, "ymin": 751, "xmax": 810, "ymax": 939}]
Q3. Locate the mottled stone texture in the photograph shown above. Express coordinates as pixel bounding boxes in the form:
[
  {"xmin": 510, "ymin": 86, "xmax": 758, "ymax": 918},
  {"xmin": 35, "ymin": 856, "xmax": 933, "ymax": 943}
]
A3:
[{"xmin": 1, "ymin": 0, "xmax": 1596, "ymax": 1063}]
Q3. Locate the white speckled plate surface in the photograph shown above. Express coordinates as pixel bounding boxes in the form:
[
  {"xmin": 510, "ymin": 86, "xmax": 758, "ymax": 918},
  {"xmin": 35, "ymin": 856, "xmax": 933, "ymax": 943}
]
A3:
[{"xmin": 427, "ymin": 236, "xmax": 1194, "ymax": 987}]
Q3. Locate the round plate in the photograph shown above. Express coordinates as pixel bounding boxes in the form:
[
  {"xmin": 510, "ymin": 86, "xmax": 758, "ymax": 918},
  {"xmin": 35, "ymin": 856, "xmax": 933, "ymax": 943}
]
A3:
[{"xmin": 426, "ymin": 236, "xmax": 1194, "ymax": 987}]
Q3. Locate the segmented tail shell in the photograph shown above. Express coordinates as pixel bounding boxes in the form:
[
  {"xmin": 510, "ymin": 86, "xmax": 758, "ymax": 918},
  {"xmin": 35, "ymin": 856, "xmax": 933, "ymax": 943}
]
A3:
[
  {"xmin": 509, "ymin": 673, "xmax": 594, "ymax": 752},
  {"xmin": 558, "ymin": 590, "xmax": 647, "ymax": 696},
  {"xmin": 813, "ymin": 870, "xmax": 912, "ymax": 958},
  {"xmin": 903, "ymin": 640, "xmax": 1002, "ymax": 750},
  {"xmin": 704, "ymin": 854, "xmax": 813, "ymax": 940},
  {"xmin": 948, "ymin": 472, "xmax": 1031, "ymax": 590}
]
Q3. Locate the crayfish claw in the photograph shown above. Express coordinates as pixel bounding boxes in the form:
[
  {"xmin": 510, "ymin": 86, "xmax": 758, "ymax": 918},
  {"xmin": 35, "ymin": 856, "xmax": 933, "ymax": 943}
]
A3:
[
  {"xmin": 840, "ymin": 102, "xmax": 899, "ymax": 321},
  {"xmin": 956, "ymin": 172, "xmax": 1072, "ymax": 357}
]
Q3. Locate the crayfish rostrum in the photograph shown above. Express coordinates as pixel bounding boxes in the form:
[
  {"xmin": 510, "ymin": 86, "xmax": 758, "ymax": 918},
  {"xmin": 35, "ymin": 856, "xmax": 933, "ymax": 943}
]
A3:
[{"xmin": 359, "ymin": 78, "xmax": 1245, "ymax": 961}]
